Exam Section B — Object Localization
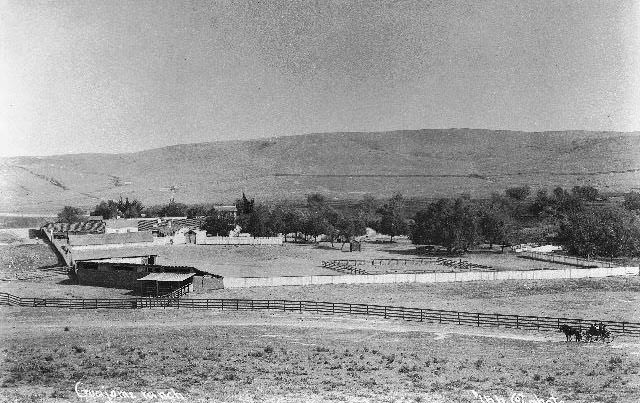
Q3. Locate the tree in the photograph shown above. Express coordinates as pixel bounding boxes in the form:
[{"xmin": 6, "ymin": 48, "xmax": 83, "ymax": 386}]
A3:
[
  {"xmin": 267, "ymin": 207, "xmax": 287, "ymax": 238},
  {"xmin": 556, "ymin": 206, "xmax": 640, "ymax": 258},
  {"xmin": 236, "ymin": 193, "xmax": 255, "ymax": 215},
  {"xmin": 412, "ymin": 198, "xmax": 478, "ymax": 253},
  {"xmin": 282, "ymin": 207, "xmax": 305, "ymax": 242},
  {"xmin": 358, "ymin": 194, "xmax": 381, "ymax": 229},
  {"xmin": 529, "ymin": 189, "xmax": 556, "ymax": 218},
  {"xmin": 246, "ymin": 204, "xmax": 271, "ymax": 237},
  {"xmin": 571, "ymin": 186, "xmax": 599, "ymax": 201},
  {"xmin": 186, "ymin": 204, "xmax": 208, "ymax": 218},
  {"xmin": 57, "ymin": 206, "xmax": 85, "ymax": 223},
  {"xmin": 117, "ymin": 197, "xmax": 144, "ymax": 218},
  {"xmin": 201, "ymin": 209, "xmax": 235, "ymax": 236},
  {"xmin": 552, "ymin": 187, "xmax": 583, "ymax": 216},
  {"xmin": 158, "ymin": 201, "xmax": 188, "ymax": 217},
  {"xmin": 376, "ymin": 194, "xmax": 407, "ymax": 242},
  {"xmin": 335, "ymin": 212, "xmax": 366, "ymax": 247},
  {"xmin": 478, "ymin": 205, "xmax": 513, "ymax": 248},
  {"xmin": 92, "ymin": 200, "xmax": 119, "ymax": 219},
  {"xmin": 303, "ymin": 211, "xmax": 331, "ymax": 242},
  {"xmin": 505, "ymin": 186, "xmax": 531, "ymax": 201},
  {"xmin": 92, "ymin": 198, "xmax": 143, "ymax": 219}
]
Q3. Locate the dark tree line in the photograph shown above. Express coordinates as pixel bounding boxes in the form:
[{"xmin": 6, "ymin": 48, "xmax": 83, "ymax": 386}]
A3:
[
  {"xmin": 62, "ymin": 184, "xmax": 640, "ymax": 258},
  {"xmin": 410, "ymin": 185, "xmax": 640, "ymax": 258}
]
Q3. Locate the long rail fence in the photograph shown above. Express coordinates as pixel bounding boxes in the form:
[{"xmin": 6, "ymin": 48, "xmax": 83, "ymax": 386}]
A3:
[
  {"xmin": 518, "ymin": 251, "xmax": 619, "ymax": 268},
  {"xmin": 1, "ymin": 292, "xmax": 638, "ymax": 337}
]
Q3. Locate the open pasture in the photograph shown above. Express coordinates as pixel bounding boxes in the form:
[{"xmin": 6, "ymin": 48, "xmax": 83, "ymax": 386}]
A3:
[
  {"xmin": 195, "ymin": 276, "xmax": 640, "ymax": 322},
  {"xmin": 1, "ymin": 307, "xmax": 639, "ymax": 403}
]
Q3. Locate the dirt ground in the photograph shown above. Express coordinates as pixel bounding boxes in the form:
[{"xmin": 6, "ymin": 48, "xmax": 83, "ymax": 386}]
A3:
[
  {"xmin": 1, "ymin": 307, "xmax": 639, "ymax": 403},
  {"xmin": 68, "ymin": 242, "xmax": 576, "ymax": 277},
  {"xmin": 195, "ymin": 277, "xmax": 640, "ymax": 322}
]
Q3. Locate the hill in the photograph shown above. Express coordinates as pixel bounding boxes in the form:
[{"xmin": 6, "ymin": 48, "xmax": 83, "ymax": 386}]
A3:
[{"xmin": 1, "ymin": 129, "xmax": 639, "ymax": 213}]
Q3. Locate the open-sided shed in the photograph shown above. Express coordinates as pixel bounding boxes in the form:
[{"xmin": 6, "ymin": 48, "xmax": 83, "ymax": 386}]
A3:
[{"xmin": 137, "ymin": 272, "xmax": 195, "ymax": 297}]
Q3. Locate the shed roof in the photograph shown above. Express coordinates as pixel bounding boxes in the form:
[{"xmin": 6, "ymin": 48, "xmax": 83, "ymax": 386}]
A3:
[
  {"xmin": 42, "ymin": 221, "xmax": 105, "ymax": 233},
  {"xmin": 68, "ymin": 231, "xmax": 153, "ymax": 246},
  {"xmin": 73, "ymin": 249, "xmax": 156, "ymax": 261},
  {"xmin": 137, "ymin": 272, "xmax": 195, "ymax": 282},
  {"xmin": 104, "ymin": 219, "xmax": 140, "ymax": 229}
]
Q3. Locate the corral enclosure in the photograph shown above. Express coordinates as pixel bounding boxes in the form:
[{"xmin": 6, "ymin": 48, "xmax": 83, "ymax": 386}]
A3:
[{"xmin": 65, "ymin": 242, "xmax": 584, "ymax": 278}]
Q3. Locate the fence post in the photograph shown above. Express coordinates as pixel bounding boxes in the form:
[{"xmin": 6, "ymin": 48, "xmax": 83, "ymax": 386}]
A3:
[
  {"xmin": 439, "ymin": 312, "xmax": 442, "ymax": 324},
  {"xmin": 420, "ymin": 309, "xmax": 423, "ymax": 322},
  {"xmin": 477, "ymin": 313, "xmax": 480, "ymax": 327},
  {"xmin": 236, "ymin": 299, "xmax": 239, "ymax": 311},
  {"xmin": 332, "ymin": 303, "xmax": 335, "ymax": 315},
  {"xmin": 299, "ymin": 301, "xmax": 302, "ymax": 313},
  {"xmin": 458, "ymin": 312, "xmax": 460, "ymax": 325},
  {"xmin": 622, "ymin": 322, "xmax": 625, "ymax": 333}
]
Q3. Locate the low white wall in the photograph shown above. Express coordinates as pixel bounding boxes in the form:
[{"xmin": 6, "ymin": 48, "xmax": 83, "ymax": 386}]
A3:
[
  {"xmin": 222, "ymin": 266, "xmax": 640, "ymax": 288},
  {"xmin": 196, "ymin": 235, "xmax": 283, "ymax": 245},
  {"xmin": 71, "ymin": 242, "xmax": 153, "ymax": 250}
]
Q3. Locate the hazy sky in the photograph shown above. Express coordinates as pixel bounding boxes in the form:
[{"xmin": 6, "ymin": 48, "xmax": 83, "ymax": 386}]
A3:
[{"xmin": 1, "ymin": 0, "xmax": 639, "ymax": 157}]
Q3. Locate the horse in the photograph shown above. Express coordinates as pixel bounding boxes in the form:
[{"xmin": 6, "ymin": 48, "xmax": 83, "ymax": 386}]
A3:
[
  {"xmin": 584, "ymin": 324, "xmax": 599, "ymax": 342},
  {"xmin": 559, "ymin": 324, "xmax": 582, "ymax": 342}
]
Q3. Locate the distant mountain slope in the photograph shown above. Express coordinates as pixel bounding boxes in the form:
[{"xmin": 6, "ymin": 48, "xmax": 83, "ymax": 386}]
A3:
[{"xmin": 1, "ymin": 129, "xmax": 639, "ymax": 213}]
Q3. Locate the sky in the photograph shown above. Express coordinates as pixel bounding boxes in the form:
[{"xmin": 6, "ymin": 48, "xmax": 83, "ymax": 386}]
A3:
[{"xmin": 1, "ymin": 0, "xmax": 639, "ymax": 157}]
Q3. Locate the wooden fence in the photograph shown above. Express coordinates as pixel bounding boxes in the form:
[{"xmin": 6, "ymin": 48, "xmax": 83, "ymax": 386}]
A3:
[
  {"xmin": 1, "ymin": 292, "xmax": 638, "ymax": 337},
  {"xmin": 518, "ymin": 251, "xmax": 619, "ymax": 268}
]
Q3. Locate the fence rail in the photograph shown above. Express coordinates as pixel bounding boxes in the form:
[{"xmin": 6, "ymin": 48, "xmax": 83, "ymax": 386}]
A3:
[
  {"xmin": 518, "ymin": 251, "xmax": 619, "ymax": 268},
  {"xmin": 1, "ymin": 292, "xmax": 638, "ymax": 337}
]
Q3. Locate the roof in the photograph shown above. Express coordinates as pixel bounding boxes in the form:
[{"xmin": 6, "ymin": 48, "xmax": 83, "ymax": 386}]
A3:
[
  {"xmin": 42, "ymin": 221, "xmax": 105, "ymax": 233},
  {"xmin": 104, "ymin": 219, "xmax": 140, "ymax": 229},
  {"xmin": 68, "ymin": 231, "xmax": 153, "ymax": 246},
  {"xmin": 138, "ymin": 217, "xmax": 204, "ymax": 232},
  {"xmin": 137, "ymin": 272, "xmax": 195, "ymax": 282},
  {"xmin": 73, "ymin": 248, "xmax": 157, "ymax": 261}
]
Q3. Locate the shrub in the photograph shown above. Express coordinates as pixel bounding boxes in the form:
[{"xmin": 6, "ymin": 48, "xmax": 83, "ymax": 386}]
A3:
[{"xmin": 72, "ymin": 346, "xmax": 85, "ymax": 354}]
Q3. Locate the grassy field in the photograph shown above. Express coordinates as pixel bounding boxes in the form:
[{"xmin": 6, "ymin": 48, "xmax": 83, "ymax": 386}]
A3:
[
  {"xmin": 195, "ymin": 277, "xmax": 640, "ymax": 322},
  {"xmin": 0, "ymin": 244, "xmax": 61, "ymax": 280},
  {"xmin": 1, "ymin": 307, "xmax": 639, "ymax": 403}
]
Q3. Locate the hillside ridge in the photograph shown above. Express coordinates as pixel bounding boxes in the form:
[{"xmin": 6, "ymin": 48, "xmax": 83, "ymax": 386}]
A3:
[{"xmin": 1, "ymin": 129, "xmax": 639, "ymax": 213}]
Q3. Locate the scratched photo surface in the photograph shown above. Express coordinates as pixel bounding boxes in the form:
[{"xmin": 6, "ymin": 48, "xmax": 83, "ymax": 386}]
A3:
[{"xmin": 1, "ymin": 1, "xmax": 639, "ymax": 402}]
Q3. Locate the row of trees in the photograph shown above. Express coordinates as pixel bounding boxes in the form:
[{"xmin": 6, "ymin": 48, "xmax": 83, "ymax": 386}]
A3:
[
  {"xmin": 410, "ymin": 186, "xmax": 640, "ymax": 258},
  {"xmin": 57, "ymin": 185, "xmax": 640, "ymax": 258}
]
